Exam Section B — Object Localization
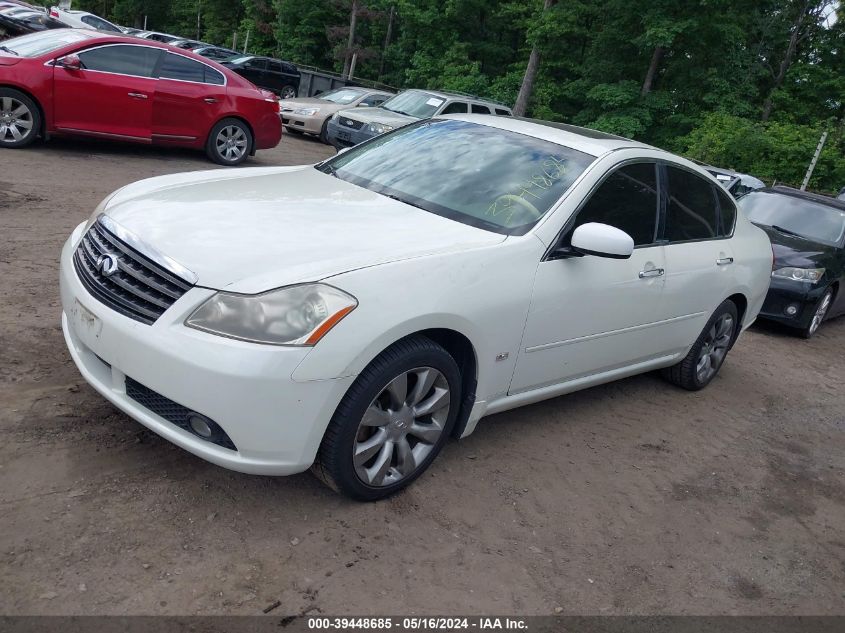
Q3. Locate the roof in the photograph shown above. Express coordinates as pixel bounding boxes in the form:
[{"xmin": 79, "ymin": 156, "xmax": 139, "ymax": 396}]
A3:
[
  {"xmin": 408, "ymin": 88, "xmax": 509, "ymax": 108},
  {"xmin": 445, "ymin": 114, "xmax": 654, "ymax": 157},
  {"xmin": 763, "ymin": 186, "xmax": 845, "ymax": 210}
]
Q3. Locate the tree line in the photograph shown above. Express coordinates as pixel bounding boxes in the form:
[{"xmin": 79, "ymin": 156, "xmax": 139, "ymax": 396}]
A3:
[{"xmin": 50, "ymin": 0, "xmax": 845, "ymax": 192}]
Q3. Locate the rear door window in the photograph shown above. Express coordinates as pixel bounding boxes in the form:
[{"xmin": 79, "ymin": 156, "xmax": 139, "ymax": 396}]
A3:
[
  {"xmin": 471, "ymin": 104, "xmax": 491, "ymax": 114},
  {"xmin": 158, "ymin": 53, "xmax": 224, "ymax": 85},
  {"xmin": 664, "ymin": 166, "xmax": 719, "ymax": 242},
  {"xmin": 78, "ymin": 44, "xmax": 161, "ymax": 78},
  {"xmin": 268, "ymin": 60, "xmax": 283, "ymax": 73},
  {"xmin": 440, "ymin": 102, "xmax": 468, "ymax": 114}
]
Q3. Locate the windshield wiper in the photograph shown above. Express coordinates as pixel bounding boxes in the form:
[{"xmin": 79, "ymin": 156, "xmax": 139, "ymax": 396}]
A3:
[
  {"xmin": 383, "ymin": 107, "xmax": 414, "ymax": 117},
  {"xmin": 771, "ymin": 224, "xmax": 807, "ymax": 239},
  {"xmin": 318, "ymin": 163, "xmax": 338, "ymax": 178},
  {"xmin": 0, "ymin": 46, "xmax": 19, "ymax": 56}
]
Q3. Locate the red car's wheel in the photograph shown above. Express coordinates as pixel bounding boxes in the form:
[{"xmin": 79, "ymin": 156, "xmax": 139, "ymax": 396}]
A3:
[
  {"xmin": 206, "ymin": 118, "xmax": 253, "ymax": 166},
  {"xmin": 0, "ymin": 88, "xmax": 40, "ymax": 149}
]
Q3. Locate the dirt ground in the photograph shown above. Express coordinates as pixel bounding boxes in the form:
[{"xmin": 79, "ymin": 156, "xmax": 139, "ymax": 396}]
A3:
[{"xmin": 1, "ymin": 133, "xmax": 844, "ymax": 617}]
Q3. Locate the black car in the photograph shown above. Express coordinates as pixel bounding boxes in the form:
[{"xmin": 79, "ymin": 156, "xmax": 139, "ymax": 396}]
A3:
[
  {"xmin": 221, "ymin": 55, "xmax": 300, "ymax": 99},
  {"xmin": 193, "ymin": 45, "xmax": 240, "ymax": 62},
  {"xmin": 0, "ymin": 10, "xmax": 67, "ymax": 40},
  {"xmin": 739, "ymin": 186, "xmax": 845, "ymax": 338}
]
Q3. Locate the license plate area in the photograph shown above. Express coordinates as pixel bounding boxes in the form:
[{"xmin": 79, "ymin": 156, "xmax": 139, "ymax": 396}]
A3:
[{"xmin": 70, "ymin": 298, "xmax": 103, "ymax": 340}]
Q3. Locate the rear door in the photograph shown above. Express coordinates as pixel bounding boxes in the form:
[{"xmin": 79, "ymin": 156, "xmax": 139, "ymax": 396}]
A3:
[
  {"xmin": 658, "ymin": 164, "xmax": 736, "ymax": 352},
  {"xmin": 152, "ymin": 52, "xmax": 226, "ymax": 143},
  {"xmin": 52, "ymin": 44, "xmax": 162, "ymax": 141},
  {"xmin": 239, "ymin": 58, "xmax": 267, "ymax": 87}
]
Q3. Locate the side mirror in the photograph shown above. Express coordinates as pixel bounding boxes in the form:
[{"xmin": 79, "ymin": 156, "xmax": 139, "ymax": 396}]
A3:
[
  {"xmin": 569, "ymin": 222, "xmax": 634, "ymax": 259},
  {"xmin": 57, "ymin": 54, "xmax": 81, "ymax": 71}
]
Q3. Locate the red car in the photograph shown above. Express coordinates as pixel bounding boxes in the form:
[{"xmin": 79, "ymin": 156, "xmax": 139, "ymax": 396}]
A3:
[{"xmin": 0, "ymin": 29, "xmax": 282, "ymax": 165}]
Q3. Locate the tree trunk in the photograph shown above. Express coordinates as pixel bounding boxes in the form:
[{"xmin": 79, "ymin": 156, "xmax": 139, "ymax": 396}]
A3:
[
  {"xmin": 513, "ymin": 0, "xmax": 554, "ymax": 117},
  {"xmin": 641, "ymin": 46, "xmax": 664, "ymax": 96},
  {"xmin": 762, "ymin": 0, "xmax": 811, "ymax": 122},
  {"xmin": 378, "ymin": 4, "xmax": 395, "ymax": 81},
  {"xmin": 342, "ymin": 0, "xmax": 359, "ymax": 79}
]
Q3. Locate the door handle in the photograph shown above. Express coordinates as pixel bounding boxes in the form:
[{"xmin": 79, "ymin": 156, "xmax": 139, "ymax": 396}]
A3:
[
  {"xmin": 639, "ymin": 268, "xmax": 665, "ymax": 278},
  {"xmin": 204, "ymin": 97, "xmax": 218, "ymax": 104},
  {"xmin": 127, "ymin": 92, "xmax": 148, "ymax": 99},
  {"xmin": 716, "ymin": 257, "xmax": 734, "ymax": 266}
]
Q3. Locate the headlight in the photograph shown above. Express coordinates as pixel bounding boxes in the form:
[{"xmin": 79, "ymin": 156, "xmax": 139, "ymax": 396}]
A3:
[
  {"xmin": 772, "ymin": 266, "xmax": 825, "ymax": 282},
  {"xmin": 367, "ymin": 122, "xmax": 394, "ymax": 134},
  {"xmin": 294, "ymin": 107, "xmax": 320, "ymax": 116},
  {"xmin": 185, "ymin": 284, "xmax": 357, "ymax": 346}
]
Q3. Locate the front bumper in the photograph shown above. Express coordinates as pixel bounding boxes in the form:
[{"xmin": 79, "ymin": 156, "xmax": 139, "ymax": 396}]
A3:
[
  {"xmin": 758, "ymin": 276, "xmax": 827, "ymax": 329},
  {"xmin": 325, "ymin": 118, "xmax": 376, "ymax": 148},
  {"xmin": 59, "ymin": 226, "xmax": 354, "ymax": 475},
  {"xmin": 281, "ymin": 111, "xmax": 325, "ymax": 135}
]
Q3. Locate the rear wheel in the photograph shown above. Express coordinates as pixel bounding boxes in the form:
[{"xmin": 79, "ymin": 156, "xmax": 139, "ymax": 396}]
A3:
[
  {"xmin": 280, "ymin": 85, "xmax": 297, "ymax": 99},
  {"xmin": 801, "ymin": 287, "xmax": 833, "ymax": 339},
  {"xmin": 0, "ymin": 89, "xmax": 40, "ymax": 149},
  {"xmin": 661, "ymin": 300, "xmax": 738, "ymax": 391},
  {"xmin": 312, "ymin": 336, "xmax": 461, "ymax": 501},
  {"xmin": 206, "ymin": 118, "xmax": 253, "ymax": 166}
]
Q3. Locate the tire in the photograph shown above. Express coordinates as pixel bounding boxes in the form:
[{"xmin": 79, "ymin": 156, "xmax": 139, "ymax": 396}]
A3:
[
  {"xmin": 800, "ymin": 287, "xmax": 834, "ymax": 339},
  {"xmin": 661, "ymin": 299, "xmax": 739, "ymax": 391},
  {"xmin": 205, "ymin": 117, "xmax": 253, "ymax": 166},
  {"xmin": 280, "ymin": 84, "xmax": 297, "ymax": 99},
  {"xmin": 312, "ymin": 335, "xmax": 462, "ymax": 501},
  {"xmin": 0, "ymin": 88, "xmax": 40, "ymax": 149},
  {"xmin": 319, "ymin": 118, "xmax": 330, "ymax": 144}
]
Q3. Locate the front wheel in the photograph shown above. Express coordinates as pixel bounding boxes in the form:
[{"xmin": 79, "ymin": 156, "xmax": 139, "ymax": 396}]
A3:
[
  {"xmin": 661, "ymin": 300, "xmax": 738, "ymax": 391},
  {"xmin": 0, "ymin": 89, "xmax": 40, "ymax": 148},
  {"xmin": 206, "ymin": 118, "xmax": 253, "ymax": 166},
  {"xmin": 312, "ymin": 336, "xmax": 462, "ymax": 501},
  {"xmin": 801, "ymin": 287, "xmax": 834, "ymax": 339}
]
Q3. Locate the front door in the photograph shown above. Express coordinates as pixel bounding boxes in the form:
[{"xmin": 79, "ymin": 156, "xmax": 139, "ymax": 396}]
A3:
[
  {"xmin": 52, "ymin": 44, "xmax": 161, "ymax": 141},
  {"xmin": 510, "ymin": 162, "xmax": 669, "ymax": 393}
]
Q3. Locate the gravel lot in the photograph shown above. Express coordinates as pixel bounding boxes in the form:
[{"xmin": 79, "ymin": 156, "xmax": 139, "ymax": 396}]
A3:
[{"xmin": 1, "ymin": 133, "xmax": 844, "ymax": 616}]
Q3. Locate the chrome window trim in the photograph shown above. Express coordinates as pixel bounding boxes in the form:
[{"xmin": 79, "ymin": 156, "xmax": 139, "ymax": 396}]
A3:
[
  {"xmin": 98, "ymin": 213, "xmax": 198, "ymax": 285},
  {"xmin": 47, "ymin": 43, "xmax": 228, "ymax": 86}
]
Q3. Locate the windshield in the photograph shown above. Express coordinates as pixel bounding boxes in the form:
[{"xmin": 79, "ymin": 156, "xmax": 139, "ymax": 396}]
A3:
[
  {"xmin": 317, "ymin": 119, "xmax": 595, "ymax": 235},
  {"xmin": 0, "ymin": 29, "xmax": 94, "ymax": 57},
  {"xmin": 381, "ymin": 90, "xmax": 446, "ymax": 119},
  {"xmin": 740, "ymin": 191, "xmax": 845, "ymax": 246},
  {"xmin": 320, "ymin": 88, "xmax": 366, "ymax": 104}
]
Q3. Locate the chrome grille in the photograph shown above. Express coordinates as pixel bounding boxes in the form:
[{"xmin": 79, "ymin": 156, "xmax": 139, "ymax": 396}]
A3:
[{"xmin": 73, "ymin": 218, "xmax": 194, "ymax": 325}]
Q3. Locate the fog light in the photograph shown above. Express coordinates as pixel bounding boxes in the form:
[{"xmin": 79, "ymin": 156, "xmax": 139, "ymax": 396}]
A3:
[
  {"xmin": 188, "ymin": 413, "xmax": 213, "ymax": 438},
  {"xmin": 784, "ymin": 304, "xmax": 799, "ymax": 316}
]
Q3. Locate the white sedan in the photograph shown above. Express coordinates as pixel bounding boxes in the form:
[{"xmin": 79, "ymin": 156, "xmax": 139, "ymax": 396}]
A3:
[{"xmin": 59, "ymin": 115, "xmax": 773, "ymax": 500}]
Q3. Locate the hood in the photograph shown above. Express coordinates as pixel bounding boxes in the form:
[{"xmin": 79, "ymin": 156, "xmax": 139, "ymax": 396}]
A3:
[
  {"xmin": 758, "ymin": 225, "xmax": 834, "ymax": 268},
  {"xmin": 341, "ymin": 106, "xmax": 418, "ymax": 127},
  {"xmin": 101, "ymin": 166, "xmax": 504, "ymax": 293}
]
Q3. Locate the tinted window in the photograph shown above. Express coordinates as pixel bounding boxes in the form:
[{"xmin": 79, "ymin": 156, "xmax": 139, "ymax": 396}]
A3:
[
  {"xmin": 495, "ymin": 108, "xmax": 511, "ymax": 116},
  {"xmin": 715, "ymin": 186, "xmax": 736, "ymax": 236},
  {"xmin": 571, "ymin": 163, "xmax": 659, "ymax": 246},
  {"xmin": 78, "ymin": 45, "xmax": 161, "ymax": 77},
  {"xmin": 441, "ymin": 102, "xmax": 468, "ymax": 114},
  {"xmin": 268, "ymin": 60, "xmax": 282, "ymax": 73},
  {"xmin": 321, "ymin": 119, "xmax": 595, "ymax": 235},
  {"xmin": 471, "ymin": 104, "xmax": 491, "ymax": 114},
  {"xmin": 159, "ymin": 53, "xmax": 223, "ymax": 85},
  {"xmin": 665, "ymin": 166, "xmax": 718, "ymax": 241},
  {"xmin": 245, "ymin": 58, "xmax": 266, "ymax": 70}
]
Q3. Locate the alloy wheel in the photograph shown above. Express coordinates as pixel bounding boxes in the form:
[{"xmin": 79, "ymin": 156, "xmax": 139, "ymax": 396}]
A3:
[
  {"xmin": 808, "ymin": 291, "xmax": 832, "ymax": 336},
  {"xmin": 0, "ymin": 97, "xmax": 34, "ymax": 144},
  {"xmin": 695, "ymin": 313, "xmax": 735, "ymax": 383},
  {"xmin": 215, "ymin": 125, "xmax": 247, "ymax": 162},
  {"xmin": 353, "ymin": 367, "xmax": 451, "ymax": 487},
  {"xmin": 281, "ymin": 86, "xmax": 296, "ymax": 99}
]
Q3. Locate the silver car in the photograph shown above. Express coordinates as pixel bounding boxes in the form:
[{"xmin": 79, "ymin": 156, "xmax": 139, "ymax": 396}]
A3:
[{"xmin": 280, "ymin": 87, "xmax": 393, "ymax": 143}]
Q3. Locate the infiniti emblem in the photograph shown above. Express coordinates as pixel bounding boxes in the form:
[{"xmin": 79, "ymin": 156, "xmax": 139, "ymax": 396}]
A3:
[{"xmin": 96, "ymin": 253, "xmax": 119, "ymax": 277}]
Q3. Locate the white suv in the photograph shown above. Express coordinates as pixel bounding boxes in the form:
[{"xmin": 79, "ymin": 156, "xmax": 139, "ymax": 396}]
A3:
[
  {"xmin": 49, "ymin": 7, "xmax": 121, "ymax": 32},
  {"xmin": 59, "ymin": 116, "xmax": 773, "ymax": 501}
]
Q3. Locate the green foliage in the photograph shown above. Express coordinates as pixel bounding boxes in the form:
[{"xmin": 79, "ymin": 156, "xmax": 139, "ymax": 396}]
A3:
[{"xmin": 48, "ymin": 0, "xmax": 845, "ymax": 190}]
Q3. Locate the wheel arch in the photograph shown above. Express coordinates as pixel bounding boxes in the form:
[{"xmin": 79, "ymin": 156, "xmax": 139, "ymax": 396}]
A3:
[
  {"xmin": 208, "ymin": 114, "xmax": 256, "ymax": 155},
  {"xmin": 725, "ymin": 292, "xmax": 748, "ymax": 347},
  {"xmin": 0, "ymin": 84, "xmax": 46, "ymax": 136}
]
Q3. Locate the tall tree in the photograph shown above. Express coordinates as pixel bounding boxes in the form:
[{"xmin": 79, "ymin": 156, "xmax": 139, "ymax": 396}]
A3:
[{"xmin": 513, "ymin": 0, "xmax": 554, "ymax": 116}]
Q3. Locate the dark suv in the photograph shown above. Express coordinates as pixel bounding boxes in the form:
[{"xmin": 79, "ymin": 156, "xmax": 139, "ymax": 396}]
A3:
[{"xmin": 222, "ymin": 55, "xmax": 300, "ymax": 99}]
